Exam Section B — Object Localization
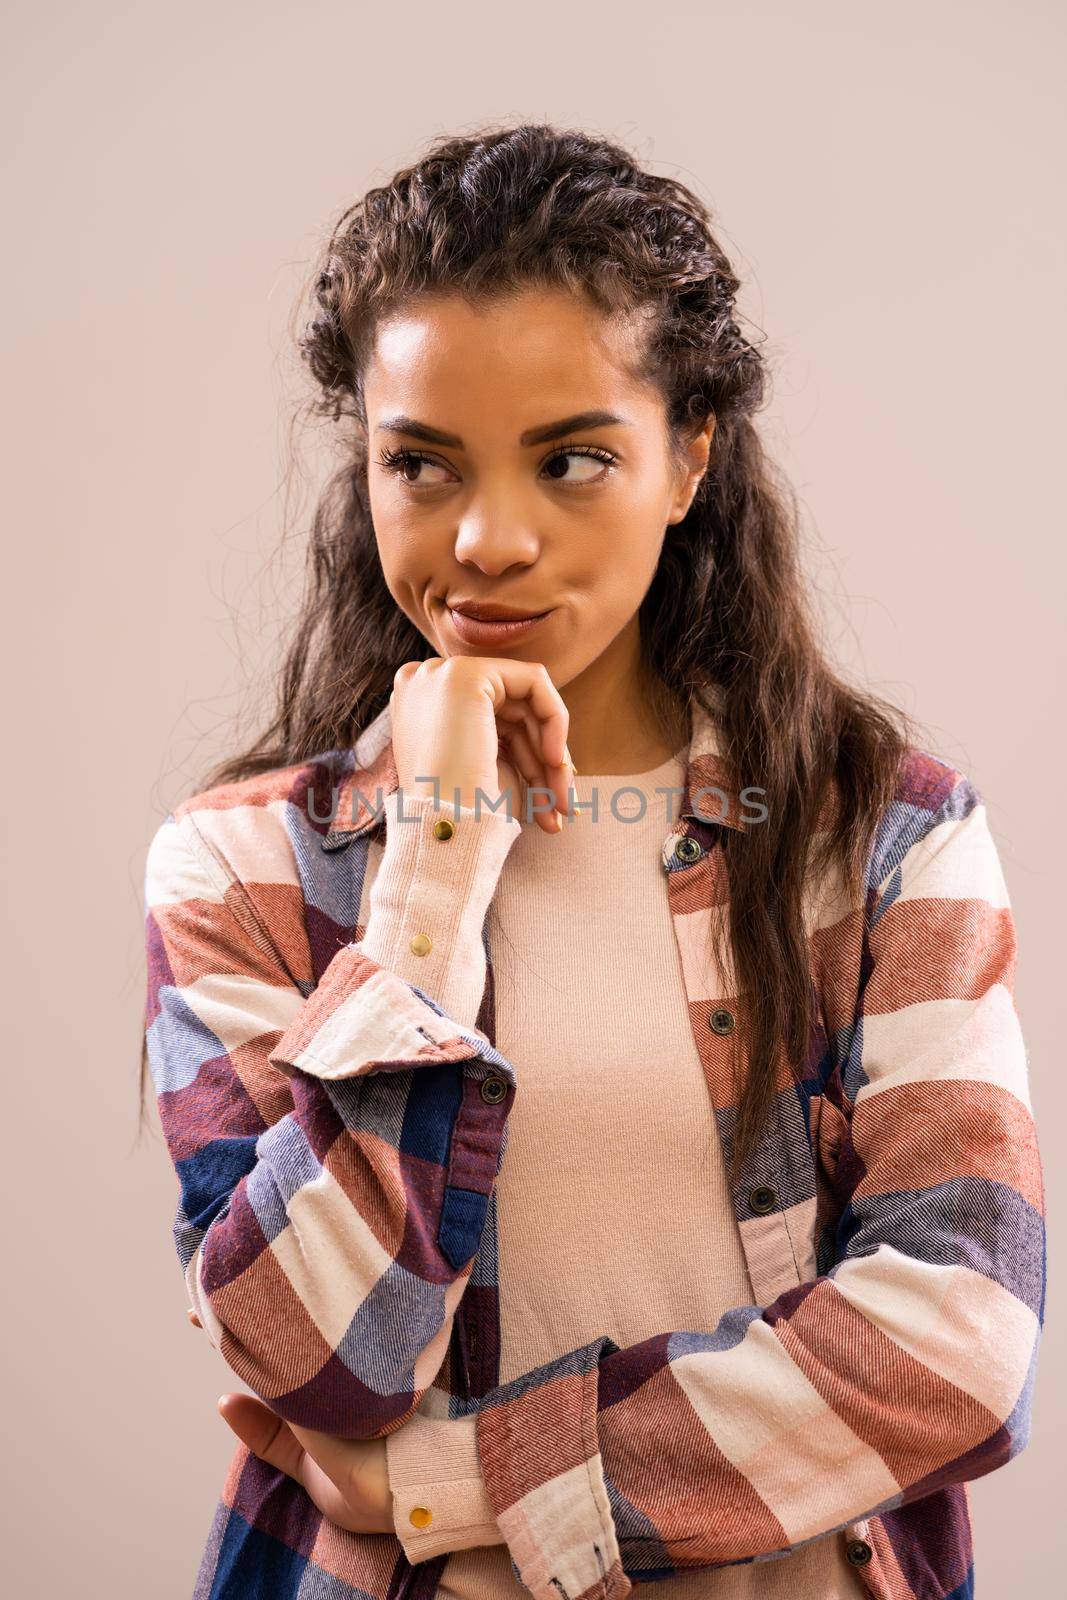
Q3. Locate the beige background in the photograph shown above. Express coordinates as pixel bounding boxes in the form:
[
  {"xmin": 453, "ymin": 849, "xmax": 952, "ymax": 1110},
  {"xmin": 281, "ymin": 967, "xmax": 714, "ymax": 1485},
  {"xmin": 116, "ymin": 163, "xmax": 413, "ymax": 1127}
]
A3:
[{"xmin": 1, "ymin": 1, "xmax": 1061, "ymax": 1592}]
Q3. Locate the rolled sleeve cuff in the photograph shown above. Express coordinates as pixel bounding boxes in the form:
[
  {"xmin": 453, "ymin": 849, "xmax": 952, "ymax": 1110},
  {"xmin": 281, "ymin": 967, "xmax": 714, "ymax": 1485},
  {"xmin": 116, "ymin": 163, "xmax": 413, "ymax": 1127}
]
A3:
[
  {"xmin": 266, "ymin": 942, "xmax": 469, "ymax": 1080},
  {"xmin": 475, "ymin": 1343, "xmax": 630, "ymax": 1600},
  {"xmin": 386, "ymin": 1410, "xmax": 502, "ymax": 1563}
]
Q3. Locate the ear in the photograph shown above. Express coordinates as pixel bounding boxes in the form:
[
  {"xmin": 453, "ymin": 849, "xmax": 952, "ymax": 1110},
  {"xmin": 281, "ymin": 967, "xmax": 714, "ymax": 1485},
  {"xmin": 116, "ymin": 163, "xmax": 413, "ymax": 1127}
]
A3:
[{"xmin": 667, "ymin": 414, "xmax": 716, "ymax": 525}]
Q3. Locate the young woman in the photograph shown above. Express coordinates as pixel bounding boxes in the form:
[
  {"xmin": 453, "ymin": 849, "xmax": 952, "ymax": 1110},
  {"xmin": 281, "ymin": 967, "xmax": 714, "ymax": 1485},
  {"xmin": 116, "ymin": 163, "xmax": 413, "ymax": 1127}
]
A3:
[{"xmin": 142, "ymin": 123, "xmax": 1045, "ymax": 1600}]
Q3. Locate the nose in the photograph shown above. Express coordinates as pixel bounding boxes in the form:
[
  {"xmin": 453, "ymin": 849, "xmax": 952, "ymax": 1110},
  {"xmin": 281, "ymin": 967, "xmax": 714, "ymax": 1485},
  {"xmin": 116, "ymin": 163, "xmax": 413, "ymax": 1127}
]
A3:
[{"xmin": 454, "ymin": 503, "xmax": 541, "ymax": 574}]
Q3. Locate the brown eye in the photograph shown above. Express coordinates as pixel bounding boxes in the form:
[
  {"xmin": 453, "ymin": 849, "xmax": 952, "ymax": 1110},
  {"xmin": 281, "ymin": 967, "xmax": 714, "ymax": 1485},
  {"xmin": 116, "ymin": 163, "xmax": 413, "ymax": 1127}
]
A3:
[
  {"xmin": 376, "ymin": 448, "xmax": 453, "ymax": 487},
  {"xmin": 542, "ymin": 447, "xmax": 617, "ymax": 484}
]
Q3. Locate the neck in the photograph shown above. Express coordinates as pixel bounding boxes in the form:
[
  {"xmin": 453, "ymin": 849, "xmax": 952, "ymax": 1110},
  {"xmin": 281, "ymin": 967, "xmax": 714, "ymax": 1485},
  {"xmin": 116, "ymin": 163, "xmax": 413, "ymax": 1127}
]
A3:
[{"xmin": 558, "ymin": 619, "xmax": 688, "ymax": 776}]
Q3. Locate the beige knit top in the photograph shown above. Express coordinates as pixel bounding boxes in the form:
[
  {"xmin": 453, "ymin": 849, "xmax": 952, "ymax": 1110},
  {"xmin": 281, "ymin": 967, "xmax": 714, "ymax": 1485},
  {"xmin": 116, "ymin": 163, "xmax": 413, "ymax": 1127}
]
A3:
[{"xmin": 362, "ymin": 751, "xmax": 865, "ymax": 1598}]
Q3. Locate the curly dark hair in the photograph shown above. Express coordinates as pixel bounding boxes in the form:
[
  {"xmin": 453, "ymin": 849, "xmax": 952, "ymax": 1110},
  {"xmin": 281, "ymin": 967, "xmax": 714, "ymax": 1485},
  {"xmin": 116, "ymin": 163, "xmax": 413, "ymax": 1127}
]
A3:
[{"xmin": 143, "ymin": 120, "xmax": 922, "ymax": 1187}]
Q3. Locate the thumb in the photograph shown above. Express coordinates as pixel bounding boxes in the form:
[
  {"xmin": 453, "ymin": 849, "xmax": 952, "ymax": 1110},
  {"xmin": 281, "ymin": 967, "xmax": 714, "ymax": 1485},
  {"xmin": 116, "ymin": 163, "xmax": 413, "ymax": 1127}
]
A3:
[{"xmin": 217, "ymin": 1393, "xmax": 307, "ymax": 1482}]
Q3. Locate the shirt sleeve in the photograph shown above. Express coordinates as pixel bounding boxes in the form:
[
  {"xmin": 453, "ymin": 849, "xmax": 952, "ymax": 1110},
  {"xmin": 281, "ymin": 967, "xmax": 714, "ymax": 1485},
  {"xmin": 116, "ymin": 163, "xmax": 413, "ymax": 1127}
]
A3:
[
  {"xmin": 360, "ymin": 789, "xmax": 522, "ymax": 1031},
  {"xmin": 461, "ymin": 772, "xmax": 1045, "ymax": 1600},
  {"xmin": 384, "ymin": 1409, "xmax": 503, "ymax": 1562},
  {"xmin": 143, "ymin": 802, "xmax": 521, "ymax": 1439}
]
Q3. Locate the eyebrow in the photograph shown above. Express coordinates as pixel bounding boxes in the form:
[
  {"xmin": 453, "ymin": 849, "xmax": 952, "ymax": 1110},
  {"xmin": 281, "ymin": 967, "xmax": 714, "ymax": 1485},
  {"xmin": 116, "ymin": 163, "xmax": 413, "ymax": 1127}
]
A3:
[{"xmin": 374, "ymin": 409, "xmax": 632, "ymax": 448}]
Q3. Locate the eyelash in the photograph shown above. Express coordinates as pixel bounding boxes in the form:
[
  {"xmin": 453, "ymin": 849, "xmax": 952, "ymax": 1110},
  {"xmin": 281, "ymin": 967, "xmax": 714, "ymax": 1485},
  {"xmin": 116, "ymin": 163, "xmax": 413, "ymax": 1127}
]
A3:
[{"xmin": 374, "ymin": 443, "xmax": 618, "ymax": 489}]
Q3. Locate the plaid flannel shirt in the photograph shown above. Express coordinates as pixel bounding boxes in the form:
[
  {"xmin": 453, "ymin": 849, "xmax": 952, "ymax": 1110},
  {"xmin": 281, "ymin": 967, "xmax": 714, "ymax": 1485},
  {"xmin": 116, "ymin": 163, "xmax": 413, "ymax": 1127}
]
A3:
[{"xmin": 142, "ymin": 693, "xmax": 1045, "ymax": 1600}]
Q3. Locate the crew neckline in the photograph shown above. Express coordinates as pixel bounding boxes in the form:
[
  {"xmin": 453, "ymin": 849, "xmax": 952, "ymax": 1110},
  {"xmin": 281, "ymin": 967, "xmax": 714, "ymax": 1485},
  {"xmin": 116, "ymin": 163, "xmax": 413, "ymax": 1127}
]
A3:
[{"xmin": 573, "ymin": 744, "xmax": 688, "ymax": 783}]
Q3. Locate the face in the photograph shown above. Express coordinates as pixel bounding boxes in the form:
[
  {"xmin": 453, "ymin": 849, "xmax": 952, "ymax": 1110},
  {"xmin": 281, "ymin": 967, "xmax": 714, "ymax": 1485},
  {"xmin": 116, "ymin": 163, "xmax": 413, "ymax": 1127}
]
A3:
[{"xmin": 361, "ymin": 284, "xmax": 713, "ymax": 691}]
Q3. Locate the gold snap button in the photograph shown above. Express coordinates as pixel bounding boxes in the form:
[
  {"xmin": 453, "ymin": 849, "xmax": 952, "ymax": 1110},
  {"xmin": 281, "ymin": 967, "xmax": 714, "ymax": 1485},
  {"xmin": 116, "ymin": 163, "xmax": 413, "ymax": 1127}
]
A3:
[
  {"xmin": 709, "ymin": 1007, "xmax": 735, "ymax": 1036},
  {"xmin": 748, "ymin": 1185, "xmax": 777, "ymax": 1215},
  {"xmin": 409, "ymin": 932, "xmax": 433, "ymax": 956},
  {"xmin": 432, "ymin": 817, "xmax": 455, "ymax": 840},
  {"xmin": 845, "ymin": 1539, "xmax": 872, "ymax": 1566},
  {"xmin": 480, "ymin": 1075, "xmax": 508, "ymax": 1104},
  {"xmin": 409, "ymin": 1505, "xmax": 433, "ymax": 1529}
]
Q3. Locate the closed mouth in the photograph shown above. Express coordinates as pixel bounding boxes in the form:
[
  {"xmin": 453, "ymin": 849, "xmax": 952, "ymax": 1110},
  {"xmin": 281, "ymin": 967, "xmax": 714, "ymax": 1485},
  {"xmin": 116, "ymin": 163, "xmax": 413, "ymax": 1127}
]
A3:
[{"xmin": 448, "ymin": 601, "xmax": 551, "ymax": 622}]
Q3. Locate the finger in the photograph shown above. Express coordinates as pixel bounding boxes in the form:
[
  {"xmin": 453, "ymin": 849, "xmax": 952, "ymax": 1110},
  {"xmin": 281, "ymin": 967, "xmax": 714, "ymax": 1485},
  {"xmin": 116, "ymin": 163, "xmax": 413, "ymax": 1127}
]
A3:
[
  {"xmin": 500, "ymin": 722, "xmax": 563, "ymax": 831},
  {"xmin": 498, "ymin": 719, "xmax": 540, "ymax": 791},
  {"xmin": 187, "ymin": 1308, "xmax": 202, "ymax": 1328},
  {"xmin": 494, "ymin": 741, "xmax": 527, "ymax": 814},
  {"xmin": 216, "ymin": 1394, "xmax": 382, "ymax": 1536},
  {"xmin": 498, "ymin": 722, "xmax": 549, "ymax": 830},
  {"xmin": 217, "ymin": 1393, "xmax": 307, "ymax": 1482},
  {"xmin": 509, "ymin": 667, "xmax": 575, "ymax": 813},
  {"xmin": 286, "ymin": 1418, "xmax": 376, "ymax": 1491},
  {"xmin": 484, "ymin": 661, "xmax": 570, "ymax": 771},
  {"xmin": 498, "ymin": 703, "xmax": 576, "ymax": 820}
]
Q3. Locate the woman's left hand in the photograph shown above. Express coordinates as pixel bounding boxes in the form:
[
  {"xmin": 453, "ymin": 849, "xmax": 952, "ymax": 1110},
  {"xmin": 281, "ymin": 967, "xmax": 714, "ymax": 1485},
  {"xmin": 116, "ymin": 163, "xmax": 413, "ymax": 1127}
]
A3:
[{"xmin": 216, "ymin": 1390, "xmax": 395, "ymax": 1535}]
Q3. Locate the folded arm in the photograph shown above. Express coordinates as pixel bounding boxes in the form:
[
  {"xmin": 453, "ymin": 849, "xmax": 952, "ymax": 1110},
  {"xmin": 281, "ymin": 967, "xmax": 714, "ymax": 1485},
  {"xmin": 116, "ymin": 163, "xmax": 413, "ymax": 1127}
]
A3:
[
  {"xmin": 143, "ymin": 792, "xmax": 521, "ymax": 1439},
  {"xmin": 385, "ymin": 772, "xmax": 1046, "ymax": 1595}
]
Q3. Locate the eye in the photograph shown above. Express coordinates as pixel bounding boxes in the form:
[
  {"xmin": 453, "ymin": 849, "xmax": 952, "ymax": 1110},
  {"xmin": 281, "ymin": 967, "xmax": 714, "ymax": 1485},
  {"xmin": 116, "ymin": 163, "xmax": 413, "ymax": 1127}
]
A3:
[
  {"xmin": 541, "ymin": 445, "xmax": 617, "ymax": 485},
  {"xmin": 375, "ymin": 447, "xmax": 454, "ymax": 488},
  {"xmin": 373, "ymin": 443, "xmax": 618, "ymax": 490}
]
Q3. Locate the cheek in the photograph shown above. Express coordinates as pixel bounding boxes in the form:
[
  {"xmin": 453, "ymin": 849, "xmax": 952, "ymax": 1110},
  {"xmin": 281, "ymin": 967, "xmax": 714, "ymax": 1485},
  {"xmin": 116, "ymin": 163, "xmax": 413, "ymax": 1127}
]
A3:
[
  {"xmin": 371, "ymin": 510, "xmax": 436, "ymax": 588},
  {"xmin": 579, "ymin": 502, "xmax": 667, "ymax": 593}
]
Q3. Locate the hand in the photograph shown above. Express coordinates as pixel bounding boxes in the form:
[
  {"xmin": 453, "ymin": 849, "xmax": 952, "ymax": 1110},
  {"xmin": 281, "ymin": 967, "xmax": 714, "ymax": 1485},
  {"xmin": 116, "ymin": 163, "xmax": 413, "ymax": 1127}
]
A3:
[
  {"xmin": 215, "ymin": 1389, "xmax": 396, "ymax": 1535},
  {"xmin": 186, "ymin": 1312, "xmax": 395, "ymax": 1534},
  {"xmin": 390, "ymin": 655, "xmax": 577, "ymax": 834}
]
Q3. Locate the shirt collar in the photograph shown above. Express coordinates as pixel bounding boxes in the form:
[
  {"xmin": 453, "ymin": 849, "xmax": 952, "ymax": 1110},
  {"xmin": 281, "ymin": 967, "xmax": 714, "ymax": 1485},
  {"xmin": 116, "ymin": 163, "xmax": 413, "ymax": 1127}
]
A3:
[{"xmin": 320, "ymin": 684, "xmax": 750, "ymax": 849}]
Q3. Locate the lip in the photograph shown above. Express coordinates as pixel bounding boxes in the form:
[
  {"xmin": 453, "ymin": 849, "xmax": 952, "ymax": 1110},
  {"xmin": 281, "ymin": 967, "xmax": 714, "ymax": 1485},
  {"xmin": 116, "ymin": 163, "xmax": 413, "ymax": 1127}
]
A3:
[
  {"xmin": 447, "ymin": 598, "xmax": 550, "ymax": 621},
  {"xmin": 447, "ymin": 604, "xmax": 553, "ymax": 646}
]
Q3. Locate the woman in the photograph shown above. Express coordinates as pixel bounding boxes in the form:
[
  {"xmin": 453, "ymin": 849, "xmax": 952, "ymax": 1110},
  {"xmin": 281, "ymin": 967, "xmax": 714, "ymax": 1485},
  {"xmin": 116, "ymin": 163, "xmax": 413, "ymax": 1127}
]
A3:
[{"xmin": 142, "ymin": 123, "xmax": 1044, "ymax": 1600}]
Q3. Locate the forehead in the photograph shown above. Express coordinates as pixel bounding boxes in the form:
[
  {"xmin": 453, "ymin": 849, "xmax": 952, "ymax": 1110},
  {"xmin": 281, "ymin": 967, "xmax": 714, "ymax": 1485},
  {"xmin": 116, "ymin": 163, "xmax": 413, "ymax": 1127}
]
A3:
[{"xmin": 363, "ymin": 286, "xmax": 655, "ymax": 422}]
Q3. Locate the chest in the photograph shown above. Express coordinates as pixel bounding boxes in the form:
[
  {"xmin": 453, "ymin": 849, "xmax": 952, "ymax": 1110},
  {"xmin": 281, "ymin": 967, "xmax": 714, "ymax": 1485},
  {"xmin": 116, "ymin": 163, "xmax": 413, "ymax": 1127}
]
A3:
[{"xmin": 320, "ymin": 810, "xmax": 858, "ymax": 1399}]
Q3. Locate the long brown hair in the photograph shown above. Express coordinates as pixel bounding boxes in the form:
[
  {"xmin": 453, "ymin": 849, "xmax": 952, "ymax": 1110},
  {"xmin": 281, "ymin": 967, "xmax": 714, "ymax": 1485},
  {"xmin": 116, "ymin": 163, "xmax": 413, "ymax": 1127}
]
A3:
[{"xmin": 141, "ymin": 121, "xmax": 921, "ymax": 1186}]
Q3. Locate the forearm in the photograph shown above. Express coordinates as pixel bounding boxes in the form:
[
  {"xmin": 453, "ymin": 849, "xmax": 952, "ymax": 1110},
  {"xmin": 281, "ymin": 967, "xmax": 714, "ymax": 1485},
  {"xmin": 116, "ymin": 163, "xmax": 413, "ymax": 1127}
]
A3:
[
  {"xmin": 464, "ymin": 782, "xmax": 1045, "ymax": 1596},
  {"xmin": 147, "ymin": 811, "xmax": 519, "ymax": 1439}
]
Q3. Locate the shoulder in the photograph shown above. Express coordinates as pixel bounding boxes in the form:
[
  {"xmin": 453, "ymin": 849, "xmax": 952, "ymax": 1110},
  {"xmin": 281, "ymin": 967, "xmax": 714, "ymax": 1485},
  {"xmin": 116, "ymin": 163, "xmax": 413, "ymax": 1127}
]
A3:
[
  {"xmin": 145, "ymin": 746, "xmax": 353, "ymax": 900},
  {"xmin": 864, "ymin": 742, "xmax": 992, "ymax": 905}
]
